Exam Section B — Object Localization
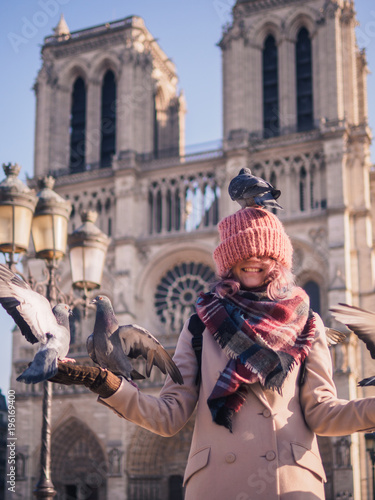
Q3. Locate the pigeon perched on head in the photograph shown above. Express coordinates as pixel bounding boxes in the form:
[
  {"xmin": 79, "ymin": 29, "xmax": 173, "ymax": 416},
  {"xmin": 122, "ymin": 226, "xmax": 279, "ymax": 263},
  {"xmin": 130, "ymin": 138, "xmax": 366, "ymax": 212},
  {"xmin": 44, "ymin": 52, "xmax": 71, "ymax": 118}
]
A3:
[
  {"xmin": 88, "ymin": 295, "xmax": 184, "ymax": 384},
  {"xmin": 330, "ymin": 303, "xmax": 375, "ymax": 386},
  {"xmin": 228, "ymin": 167, "xmax": 283, "ymax": 210},
  {"xmin": 0, "ymin": 263, "xmax": 73, "ymax": 384}
]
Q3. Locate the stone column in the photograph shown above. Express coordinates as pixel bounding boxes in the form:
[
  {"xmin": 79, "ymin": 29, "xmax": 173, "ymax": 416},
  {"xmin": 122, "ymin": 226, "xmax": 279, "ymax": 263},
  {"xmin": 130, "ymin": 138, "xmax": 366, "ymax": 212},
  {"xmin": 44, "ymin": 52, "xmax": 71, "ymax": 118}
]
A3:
[
  {"xmin": 86, "ymin": 78, "xmax": 101, "ymax": 167},
  {"xmin": 278, "ymin": 37, "xmax": 296, "ymax": 131}
]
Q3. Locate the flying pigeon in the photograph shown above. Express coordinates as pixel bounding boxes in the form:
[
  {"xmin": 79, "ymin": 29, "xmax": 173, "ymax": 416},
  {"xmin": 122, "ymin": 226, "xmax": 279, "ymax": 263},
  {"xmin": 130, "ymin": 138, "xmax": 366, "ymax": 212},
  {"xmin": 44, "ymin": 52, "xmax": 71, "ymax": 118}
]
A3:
[
  {"xmin": 88, "ymin": 295, "xmax": 184, "ymax": 384},
  {"xmin": 325, "ymin": 327, "xmax": 347, "ymax": 346},
  {"xmin": 330, "ymin": 303, "xmax": 375, "ymax": 386},
  {"xmin": 228, "ymin": 167, "xmax": 283, "ymax": 210},
  {"xmin": 0, "ymin": 263, "xmax": 73, "ymax": 384}
]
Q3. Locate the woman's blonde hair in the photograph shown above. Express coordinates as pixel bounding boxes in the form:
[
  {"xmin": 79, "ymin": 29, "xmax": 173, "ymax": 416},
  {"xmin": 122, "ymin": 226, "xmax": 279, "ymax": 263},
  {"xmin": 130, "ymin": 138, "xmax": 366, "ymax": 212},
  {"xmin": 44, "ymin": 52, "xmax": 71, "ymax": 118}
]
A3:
[{"xmin": 213, "ymin": 258, "xmax": 295, "ymax": 301}]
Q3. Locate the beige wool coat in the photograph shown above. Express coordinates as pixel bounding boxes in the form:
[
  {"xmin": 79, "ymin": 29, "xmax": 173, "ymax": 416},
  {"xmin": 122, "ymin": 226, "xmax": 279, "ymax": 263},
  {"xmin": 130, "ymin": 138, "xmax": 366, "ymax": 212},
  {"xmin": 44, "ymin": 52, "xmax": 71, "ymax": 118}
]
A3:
[{"xmin": 100, "ymin": 313, "xmax": 375, "ymax": 500}]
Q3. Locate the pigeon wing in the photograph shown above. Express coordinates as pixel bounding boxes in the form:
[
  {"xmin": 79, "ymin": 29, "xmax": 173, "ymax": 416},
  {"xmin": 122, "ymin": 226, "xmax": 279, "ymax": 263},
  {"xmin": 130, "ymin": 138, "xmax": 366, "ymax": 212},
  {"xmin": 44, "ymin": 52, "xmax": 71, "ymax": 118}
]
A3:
[
  {"xmin": 86, "ymin": 334, "xmax": 98, "ymax": 364},
  {"xmin": 117, "ymin": 324, "xmax": 184, "ymax": 384},
  {"xmin": 330, "ymin": 303, "xmax": 375, "ymax": 359},
  {"xmin": 325, "ymin": 327, "xmax": 347, "ymax": 346},
  {"xmin": 0, "ymin": 266, "xmax": 58, "ymax": 344}
]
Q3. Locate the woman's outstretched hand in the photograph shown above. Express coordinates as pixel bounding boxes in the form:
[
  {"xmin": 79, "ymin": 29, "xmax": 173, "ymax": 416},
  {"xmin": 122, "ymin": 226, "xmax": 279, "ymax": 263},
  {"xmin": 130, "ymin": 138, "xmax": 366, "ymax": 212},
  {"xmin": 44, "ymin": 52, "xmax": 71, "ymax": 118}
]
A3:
[{"xmin": 49, "ymin": 361, "xmax": 121, "ymax": 398}]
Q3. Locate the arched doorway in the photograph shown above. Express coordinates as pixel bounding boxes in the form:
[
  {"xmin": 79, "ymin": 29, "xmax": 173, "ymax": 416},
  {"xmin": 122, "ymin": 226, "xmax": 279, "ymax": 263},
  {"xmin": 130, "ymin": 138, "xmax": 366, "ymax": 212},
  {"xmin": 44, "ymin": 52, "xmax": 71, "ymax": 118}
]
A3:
[
  {"xmin": 51, "ymin": 417, "xmax": 107, "ymax": 500},
  {"xmin": 127, "ymin": 419, "xmax": 194, "ymax": 499}
]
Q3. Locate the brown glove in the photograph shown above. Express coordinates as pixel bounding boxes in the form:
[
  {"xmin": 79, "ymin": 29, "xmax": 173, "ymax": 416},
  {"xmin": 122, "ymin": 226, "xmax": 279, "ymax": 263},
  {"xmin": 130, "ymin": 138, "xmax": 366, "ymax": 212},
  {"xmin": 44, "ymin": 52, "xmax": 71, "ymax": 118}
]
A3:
[{"xmin": 49, "ymin": 361, "xmax": 121, "ymax": 398}]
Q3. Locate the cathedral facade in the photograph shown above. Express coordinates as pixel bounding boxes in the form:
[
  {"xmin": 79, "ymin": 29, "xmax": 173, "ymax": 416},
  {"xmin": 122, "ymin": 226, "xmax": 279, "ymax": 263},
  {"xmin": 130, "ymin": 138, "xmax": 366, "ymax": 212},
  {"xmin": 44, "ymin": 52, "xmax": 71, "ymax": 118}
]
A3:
[{"xmin": 9, "ymin": 1, "xmax": 375, "ymax": 499}]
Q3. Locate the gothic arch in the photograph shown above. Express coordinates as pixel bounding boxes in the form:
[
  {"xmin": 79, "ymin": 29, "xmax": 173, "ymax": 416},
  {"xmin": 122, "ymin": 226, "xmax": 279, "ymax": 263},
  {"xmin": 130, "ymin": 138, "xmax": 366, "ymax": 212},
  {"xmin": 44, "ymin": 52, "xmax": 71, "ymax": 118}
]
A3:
[
  {"xmin": 284, "ymin": 8, "xmax": 319, "ymax": 41},
  {"xmin": 51, "ymin": 417, "xmax": 108, "ymax": 499},
  {"xmin": 90, "ymin": 52, "xmax": 121, "ymax": 82},
  {"xmin": 135, "ymin": 243, "xmax": 215, "ymax": 332},
  {"xmin": 59, "ymin": 59, "xmax": 89, "ymax": 90},
  {"xmin": 127, "ymin": 419, "xmax": 194, "ymax": 499},
  {"xmin": 291, "ymin": 238, "xmax": 328, "ymax": 319},
  {"xmin": 154, "ymin": 84, "xmax": 166, "ymax": 111},
  {"xmin": 252, "ymin": 20, "xmax": 282, "ymax": 49}
]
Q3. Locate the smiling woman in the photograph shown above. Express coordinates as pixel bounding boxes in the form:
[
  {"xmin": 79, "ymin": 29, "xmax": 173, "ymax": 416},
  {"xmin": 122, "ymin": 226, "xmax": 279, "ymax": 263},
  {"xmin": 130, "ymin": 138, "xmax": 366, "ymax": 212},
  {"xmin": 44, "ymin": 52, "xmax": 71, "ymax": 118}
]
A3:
[{"xmin": 231, "ymin": 257, "xmax": 271, "ymax": 289}]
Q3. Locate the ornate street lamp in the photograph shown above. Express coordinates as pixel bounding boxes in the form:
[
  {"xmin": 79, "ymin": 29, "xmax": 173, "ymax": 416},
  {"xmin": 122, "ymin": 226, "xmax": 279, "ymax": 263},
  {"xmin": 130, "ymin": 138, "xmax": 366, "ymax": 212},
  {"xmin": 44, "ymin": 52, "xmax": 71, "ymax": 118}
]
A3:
[
  {"xmin": 29, "ymin": 176, "xmax": 71, "ymax": 500},
  {"xmin": 68, "ymin": 210, "xmax": 110, "ymax": 298},
  {"xmin": 30, "ymin": 176, "xmax": 71, "ymax": 307},
  {"xmin": 0, "ymin": 167, "xmax": 110, "ymax": 499},
  {"xmin": 0, "ymin": 163, "xmax": 37, "ymax": 267},
  {"xmin": 365, "ymin": 433, "xmax": 375, "ymax": 500}
]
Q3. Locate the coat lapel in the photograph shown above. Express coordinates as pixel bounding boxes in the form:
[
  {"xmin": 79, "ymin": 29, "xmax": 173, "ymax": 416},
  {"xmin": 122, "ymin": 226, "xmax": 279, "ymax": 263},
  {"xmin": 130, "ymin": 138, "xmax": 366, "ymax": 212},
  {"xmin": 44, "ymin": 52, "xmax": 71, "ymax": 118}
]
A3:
[{"xmin": 247, "ymin": 382, "xmax": 272, "ymax": 410}]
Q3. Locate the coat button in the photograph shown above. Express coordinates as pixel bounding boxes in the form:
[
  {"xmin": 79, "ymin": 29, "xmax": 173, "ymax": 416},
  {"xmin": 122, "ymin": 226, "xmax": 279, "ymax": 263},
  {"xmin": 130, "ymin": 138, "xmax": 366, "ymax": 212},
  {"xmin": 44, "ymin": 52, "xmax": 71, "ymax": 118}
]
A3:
[
  {"xmin": 265, "ymin": 451, "xmax": 276, "ymax": 461},
  {"xmin": 225, "ymin": 452, "xmax": 236, "ymax": 463},
  {"xmin": 262, "ymin": 409, "xmax": 271, "ymax": 418}
]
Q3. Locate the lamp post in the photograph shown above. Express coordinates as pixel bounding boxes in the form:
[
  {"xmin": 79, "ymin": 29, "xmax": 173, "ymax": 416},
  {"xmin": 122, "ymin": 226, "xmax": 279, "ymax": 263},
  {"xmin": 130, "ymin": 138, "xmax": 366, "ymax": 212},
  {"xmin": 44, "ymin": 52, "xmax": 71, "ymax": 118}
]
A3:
[
  {"xmin": 30, "ymin": 176, "xmax": 71, "ymax": 500},
  {"xmin": 365, "ymin": 433, "xmax": 375, "ymax": 500},
  {"xmin": 0, "ymin": 166, "xmax": 110, "ymax": 499}
]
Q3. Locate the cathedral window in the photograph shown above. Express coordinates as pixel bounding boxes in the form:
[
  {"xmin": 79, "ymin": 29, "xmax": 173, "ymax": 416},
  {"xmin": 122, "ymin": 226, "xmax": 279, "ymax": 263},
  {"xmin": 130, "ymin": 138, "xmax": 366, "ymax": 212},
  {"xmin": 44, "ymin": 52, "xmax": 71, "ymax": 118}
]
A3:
[
  {"xmin": 155, "ymin": 262, "xmax": 215, "ymax": 334},
  {"xmin": 184, "ymin": 181, "xmax": 219, "ymax": 232},
  {"xmin": 100, "ymin": 70, "xmax": 116, "ymax": 168},
  {"xmin": 168, "ymin": 475, "xmax": 184, "ymax": 500},
  {"xmin": 69, "ymin": 77, "xmax": 86, "ymax": 172},
  {"xmin": 263, "ymin": 35, "xmax": 279, "ymax": 138},
  {"xmin": 296, "ymin": 28, "xmax": 313, "ymax": 132},
  {"xmin": 148, "ymin": 175, "xmax": 219, "ymax": 235},
  {"xmin": 303, "ymin": 280, "xmax": 321, "ymax": 315}
]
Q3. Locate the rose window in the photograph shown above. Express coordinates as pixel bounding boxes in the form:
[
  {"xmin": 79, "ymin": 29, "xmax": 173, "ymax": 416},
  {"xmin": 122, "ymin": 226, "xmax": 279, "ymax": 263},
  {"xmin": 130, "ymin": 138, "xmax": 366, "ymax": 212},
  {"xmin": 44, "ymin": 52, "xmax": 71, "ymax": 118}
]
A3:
[{"xmin": 155, "ymin": 262, "xmax": 215, "ymax": 334}]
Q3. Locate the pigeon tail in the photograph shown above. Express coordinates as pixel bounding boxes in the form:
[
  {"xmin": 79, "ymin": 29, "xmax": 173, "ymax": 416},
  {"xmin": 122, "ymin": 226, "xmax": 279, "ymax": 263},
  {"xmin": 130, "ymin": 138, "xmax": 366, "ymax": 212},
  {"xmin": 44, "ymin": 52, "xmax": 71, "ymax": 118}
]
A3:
[
  {"xmin": 130, "ymin": 369, "xmax": 145, "ymax": 380},
  {"xmin": 17, "ymin": 349, "xmax": 58, "ymax": 384}
]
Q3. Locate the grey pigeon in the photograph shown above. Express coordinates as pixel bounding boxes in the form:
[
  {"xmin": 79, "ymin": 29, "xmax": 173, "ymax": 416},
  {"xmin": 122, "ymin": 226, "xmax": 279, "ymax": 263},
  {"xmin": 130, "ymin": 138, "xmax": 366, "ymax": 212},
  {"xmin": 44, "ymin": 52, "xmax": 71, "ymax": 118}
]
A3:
[
  {"xmin": 228, "ymin": 167, "xmax": 283, "ymax": 210},
  {"xmin": 0, "ymin": 263, "xmax": 73, "ymax": 384},
  {"xmin": 88, "ymin": 295, "xmax": 184, "ymax": 384},
  {"xmin": 330, "ymin": 303, "xmax": 375, "ymax": 386}
]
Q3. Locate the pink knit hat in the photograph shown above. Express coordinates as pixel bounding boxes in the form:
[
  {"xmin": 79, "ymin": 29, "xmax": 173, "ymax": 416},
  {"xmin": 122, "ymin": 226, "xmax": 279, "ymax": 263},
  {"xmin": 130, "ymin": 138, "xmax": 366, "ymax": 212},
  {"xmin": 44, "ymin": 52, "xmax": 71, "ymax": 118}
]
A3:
[{"xmin": 213, "ymin": 208, "xmax": 293, "ymax": 276}]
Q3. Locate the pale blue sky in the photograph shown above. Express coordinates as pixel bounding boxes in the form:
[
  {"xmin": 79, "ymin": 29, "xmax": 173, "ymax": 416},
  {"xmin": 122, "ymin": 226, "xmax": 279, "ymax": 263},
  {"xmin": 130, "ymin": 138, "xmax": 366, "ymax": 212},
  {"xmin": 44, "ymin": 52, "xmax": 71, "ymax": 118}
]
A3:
[{"xmin": 1, "ymin": 1, "xmax": 375, "ymax": 396}]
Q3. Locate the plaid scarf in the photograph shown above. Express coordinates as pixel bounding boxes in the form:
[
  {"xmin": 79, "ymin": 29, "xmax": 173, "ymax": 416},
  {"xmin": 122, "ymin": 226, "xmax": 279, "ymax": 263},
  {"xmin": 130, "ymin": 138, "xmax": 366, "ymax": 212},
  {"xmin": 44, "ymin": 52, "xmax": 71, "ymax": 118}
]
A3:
[{"xmin": 195, "ymin": 287, "xmax": 316, "ymax": 432}]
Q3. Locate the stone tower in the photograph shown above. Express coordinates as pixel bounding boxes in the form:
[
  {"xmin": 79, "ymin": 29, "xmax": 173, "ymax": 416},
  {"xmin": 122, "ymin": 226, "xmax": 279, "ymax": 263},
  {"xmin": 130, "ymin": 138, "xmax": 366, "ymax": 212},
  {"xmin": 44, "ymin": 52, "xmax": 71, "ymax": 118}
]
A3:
[{"xmin": 9, "ymin": 2, "xmax": 375, "ymax": 499}]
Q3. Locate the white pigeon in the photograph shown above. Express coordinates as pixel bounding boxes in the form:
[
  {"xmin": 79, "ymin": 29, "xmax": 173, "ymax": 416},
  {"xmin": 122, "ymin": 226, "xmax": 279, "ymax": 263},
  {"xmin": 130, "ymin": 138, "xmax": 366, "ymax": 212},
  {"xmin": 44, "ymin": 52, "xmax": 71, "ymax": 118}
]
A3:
[
  {"xmin": 0, "ymin": 264, "xmax": 73, "ymax": 384},
  {"xmin": 330, "ymin": 303, "xmax": 375, "ymax": 386}
]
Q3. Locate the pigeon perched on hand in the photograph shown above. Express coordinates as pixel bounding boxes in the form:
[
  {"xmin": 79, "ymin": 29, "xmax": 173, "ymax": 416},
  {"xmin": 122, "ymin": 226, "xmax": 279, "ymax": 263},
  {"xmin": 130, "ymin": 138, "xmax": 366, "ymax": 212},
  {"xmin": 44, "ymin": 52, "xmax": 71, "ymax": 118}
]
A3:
[
  {"xmin": 17, "ymin": 303, "xmax": 73, "ymax": 384},
  {"xmin": 88, "ymin": 295, "xmax": 184, "ymax": 384},
  {"xmin": 228, "ymin": 167, "xmax": 283, "ymax": 210},
  {"xmin": 0, "ymin": 264, "xmax": 73, "ymax": 383},
  {"xmin": 330, "ymin": 303, "xmax": 375, "ymax": 386}
]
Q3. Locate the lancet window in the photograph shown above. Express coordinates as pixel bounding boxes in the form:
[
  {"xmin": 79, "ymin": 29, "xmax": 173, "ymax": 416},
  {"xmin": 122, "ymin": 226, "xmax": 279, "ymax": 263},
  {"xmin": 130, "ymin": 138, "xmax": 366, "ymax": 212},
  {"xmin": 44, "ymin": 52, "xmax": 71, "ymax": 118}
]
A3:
[
  {"xmin": 303, "ymin": 280, "xmax": 321, "ymax": 315},
  {"xmin": 263, "ymin": 35, "xmax": 279, "ymax": 138},
  {"xmin": 100, "ymin": 70, "xmax": 117, "ymax": 168},
  {"xmin": 296, "ymin": 27, "xmax": 313, "ymax": 131},
  {"xmin": 69, "ymin": 77, "xmax": 86, "ymax": 172}
]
